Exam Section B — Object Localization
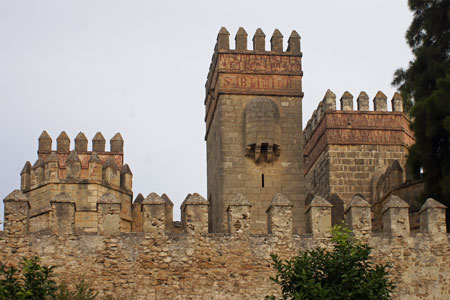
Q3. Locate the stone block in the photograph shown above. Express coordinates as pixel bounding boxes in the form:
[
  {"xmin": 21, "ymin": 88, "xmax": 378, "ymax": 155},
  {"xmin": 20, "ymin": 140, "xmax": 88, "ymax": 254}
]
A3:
[
  {"xmin": 20, "ymin": 161, "xmax": 32, "ymax": 191},
  {"xmin": 252, "ymin": 28, "xmax": 265, "ymax": 51},
  {"xmin": 142, "ymin": 193, "xmax": 166, "ymax": 235},
  {"xmin": 340, "ymin": 91, "xmax": 353, "ymax": 111},
  {"xmin": 181, "ymin": 193, "xmax": 208, "ymax": 234},
  {"xmin": 287, "ymin": 30, "xmax": 301, "ymax": 54},
  {"xmin": 344, "ymin": 194, "xmax": 371, "ymax": 237},
  {"xmin": 391, "ymin": 92, "xmax": 403, "ymax": 112},
  {"xmin": 270, "ymin": 29, "xmax": 283, "ymax": 52},
  {"xmin": 102, "ymin": 158, "xmax": 120, "ymax": 187},
  {"xmin": 323, "ymin": 89, "xmax": 336, "ymax": 111},
  {"xmin": 161, "ymin": 193, "xmax": 174, "ymax": 231},
  {"xmin": 373, "ymin": 91, "xmax": 387, "ymax": 111},
  {"xmin": 357, "ymin": 91, "xmax": 369, "ymax": 111},
  {"xmin": 3, "ymin": 190, "xmax": 29, "ymax": 234},
  {"xmin": 382, "ymin": 195, "xmax": 409, "ymax": 236},
  {"xmin": 120, "ymin": 164, "xmax": 133, "ymax": 191},
  {"xmin": 44, "ymin": 152, "xmax": 59, "ymax": 183},
  {"xmin": 235, "ymin": 27, "xmax": 247, "ymax": 50},
  {"xmin": 97, "ymin": 193, "xmax": 121, "ymax": 235},
  {"xmin": 92, "ymin": 132, "xmax": 106, "ymax": 152},
  {"xmin": 217, "ymin": 27, "xmax": 230, "ymax": 50},
  {"xmin": 66, "ymin": 151, "xmax": 81, "ymax": 180},
  {"xmin": 38, "ymin": 130, "xmax": 52, "ymax": 153},
  {"xmin": 227, "ymin": 193, "xmax": 251, "ymax": 235},
  {"xmin": 131, "ymin": 193, "xmax": 144, "ymax": 232},
  {"xmin": 75, "ymin": 132, "xmax": 88, "ymax": 153},
  {"xmin": 267, "ymin": 194, "xmax": 292, "ymax": 236},
  {"xmin": 305, "ymin": 195, "xmax": 332, "ymax": 236},
  {"xmin": 419, "ymin": 198, "xmax": 447, "ymax": 236},
  {"xmin": 56, "ymin": 131, "xmax": 70, "ymax": 153},
  {"xmin": 110, "ymin": 133, "xmax": 124, "ymax": 152},
  {"xmin": 88, "ymin": 152, "xmax": 103, "ymax": 181},
  {"xmin": 50, "ymin": 192, "xmax": 75, "ymax": 235}
]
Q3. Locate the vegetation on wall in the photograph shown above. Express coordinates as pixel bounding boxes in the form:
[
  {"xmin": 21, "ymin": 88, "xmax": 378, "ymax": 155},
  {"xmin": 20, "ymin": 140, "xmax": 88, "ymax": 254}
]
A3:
[
  {"xmin": 265, "ymin": 225, "xmax": 395, "ymax": 300},
  {"xmin": 392, "ymin": 0, "xmax": 450, "ymax": 228}
]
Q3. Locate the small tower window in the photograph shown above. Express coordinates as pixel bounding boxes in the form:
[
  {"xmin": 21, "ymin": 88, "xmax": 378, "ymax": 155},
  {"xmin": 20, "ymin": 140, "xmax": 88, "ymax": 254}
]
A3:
[{"xmin": 262, "ymin": 174, "xmax": 265, "ymax": 188}]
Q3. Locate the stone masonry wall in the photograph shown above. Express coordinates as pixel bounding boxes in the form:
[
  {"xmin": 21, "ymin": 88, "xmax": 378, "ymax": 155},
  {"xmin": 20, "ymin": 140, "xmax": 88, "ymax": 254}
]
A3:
[
  {"xmin": 326, "ymin": 144, "xmax": 408, "ymax": 205},
  {"xmin": 304, "ymin": 148, "xmax": 330, "ymax": 200},
  {"xmin": 2, "ymin": 192, "xmax": 449, "ymax": 300},
  {"xmin": 304, "ymin": 90, "xmax": 414, "ymax": 206}
]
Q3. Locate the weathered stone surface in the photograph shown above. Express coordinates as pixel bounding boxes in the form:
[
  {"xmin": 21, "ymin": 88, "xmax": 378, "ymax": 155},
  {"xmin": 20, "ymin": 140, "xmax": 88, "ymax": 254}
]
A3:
[
  {"xmin": 305, "ymin": 196, "xmax": 332, "ymax": 236},
  {"xmin": 38, "ymin": 130, "xmax": 52, "ymax": 153},
  {"xmin": 345, "ymin": 194, "xmax": 371, "ymax": 237},
  {"xmin": 382, "ymin": 195, "xmax": 410, "ymax": 235},
  {"xmin": 56, "ymin": 131, "xmax": 70, "ymax": 152},
  {"xmin": 75, "ymin": 132, "xmax": 88, "ymax": 152},
  {"xmin": 110, "ymin": 133, "xmax": 124, "ymax": 152},
  {"xmin": 205, "ymin": 29, "xmax": 304, "ymax": 234},
  {"xmin": 304, "ymin": 95, "xmax": 414, "ymax": 209},
  {"xmin": 419, "ymin": 198, "xmax": 447, "ymax": 236}
]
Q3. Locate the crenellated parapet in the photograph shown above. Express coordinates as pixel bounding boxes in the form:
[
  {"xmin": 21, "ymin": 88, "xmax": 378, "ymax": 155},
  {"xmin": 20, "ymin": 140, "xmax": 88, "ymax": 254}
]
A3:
[
  {"xmin": 371, "ymin": 160, "xmax": 425, "ymax": 231},
  {"xmin": 18, "ymin": 131, "xmax": 133, "ymax": 233},
  {"xmin": 3, "ymin": 188, "xmax": 447, "ymax": 240},
  {"xmin": 204, "ymin": 27, "xmax": 303, "ymax": 140},
  {"xmin": 303, "ymin": 90, "xmax": 415, "ymax": 207},
  {"xmin": 23, "ymin": 131, "xmax": 129, "ymax": 191},
  {"xmin": 2, "ymin": 190, "xmax": 448, "ymax": 299},
  {"xmin": 303, "ymin": 91, "xmax": 413, "ymax": 158}
]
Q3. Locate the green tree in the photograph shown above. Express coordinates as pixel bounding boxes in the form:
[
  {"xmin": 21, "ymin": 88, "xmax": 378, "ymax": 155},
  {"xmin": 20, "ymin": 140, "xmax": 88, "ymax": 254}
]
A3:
[
  {"xmin": 392, "ymin": 0, "xmax": 450, "ymax": 229},
  {"xmin": 265, "ymin": 225, "xmax": 395, "ymax": 300}
]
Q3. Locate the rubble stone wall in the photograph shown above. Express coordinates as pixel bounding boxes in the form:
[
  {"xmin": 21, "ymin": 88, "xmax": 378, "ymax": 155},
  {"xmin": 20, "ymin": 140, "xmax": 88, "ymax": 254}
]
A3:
[{"xmin": 1, "ymin": 192, "xmax": 449, "ymax": 300}]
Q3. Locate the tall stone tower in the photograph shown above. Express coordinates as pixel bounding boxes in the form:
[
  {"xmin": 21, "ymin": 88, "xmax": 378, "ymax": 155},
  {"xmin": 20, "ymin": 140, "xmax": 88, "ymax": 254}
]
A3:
[{"xmin": 204, "ymin": 27, "xmax": 305, "ymax": 233}]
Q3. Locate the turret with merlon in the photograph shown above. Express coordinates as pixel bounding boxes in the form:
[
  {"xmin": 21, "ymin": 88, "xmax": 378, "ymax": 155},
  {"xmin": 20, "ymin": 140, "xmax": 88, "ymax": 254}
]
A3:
[{"xmin": 303, "ymin": 90, "xmax": 414, "ymax": 208}]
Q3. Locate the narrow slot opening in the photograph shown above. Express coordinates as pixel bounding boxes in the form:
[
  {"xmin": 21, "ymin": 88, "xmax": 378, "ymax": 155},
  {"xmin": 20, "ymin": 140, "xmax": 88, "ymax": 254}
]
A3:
[{"xmin": 262, "ymin": 174, "xmax": 265, "ymax": 188}]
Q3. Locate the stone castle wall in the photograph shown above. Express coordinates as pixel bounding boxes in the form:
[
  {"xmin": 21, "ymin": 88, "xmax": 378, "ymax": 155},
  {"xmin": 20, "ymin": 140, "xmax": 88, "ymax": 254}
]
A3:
[
  {"xmin": 2, "ymin": 190, "xmax": 449, "ymax": 300},
  {"xmin": 2, "ymin": 27, "xmax": 449, "ymax": 300}
]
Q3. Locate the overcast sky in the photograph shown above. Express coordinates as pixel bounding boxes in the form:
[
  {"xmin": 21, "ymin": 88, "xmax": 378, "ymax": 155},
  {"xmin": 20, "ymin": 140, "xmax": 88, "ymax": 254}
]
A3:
[{"xmin": 0, "ymin": 1, "xmax": 413, "ymax": 221}]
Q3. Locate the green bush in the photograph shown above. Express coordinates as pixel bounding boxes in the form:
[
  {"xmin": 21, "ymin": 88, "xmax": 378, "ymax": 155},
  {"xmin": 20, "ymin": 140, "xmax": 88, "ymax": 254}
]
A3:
[
  {"xmin": 0, "ymin": 257, "xmax": 111, "ymax": 300},
  {"xmin": 0, "ymin": 256, "xmax": 57, "ymax": 300},
  {"xmin": 265, "ymin": 225, "xmax": 395, "ymax": 300},
  {"xmin": 54, "ymin": 280, "xmax": 98, "ymax": 300}
]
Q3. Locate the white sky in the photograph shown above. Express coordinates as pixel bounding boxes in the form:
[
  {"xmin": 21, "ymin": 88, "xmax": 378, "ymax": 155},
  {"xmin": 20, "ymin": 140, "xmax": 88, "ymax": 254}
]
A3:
[{"xmin": 0, "ymin": 0, "xmax": 413, "ymax": 221}]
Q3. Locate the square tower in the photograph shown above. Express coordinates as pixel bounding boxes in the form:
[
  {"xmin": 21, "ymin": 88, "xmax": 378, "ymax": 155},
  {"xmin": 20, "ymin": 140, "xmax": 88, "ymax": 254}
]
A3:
[{"xmin": 204, "ymin": 27, "xmax": 305, "ymax": 233}]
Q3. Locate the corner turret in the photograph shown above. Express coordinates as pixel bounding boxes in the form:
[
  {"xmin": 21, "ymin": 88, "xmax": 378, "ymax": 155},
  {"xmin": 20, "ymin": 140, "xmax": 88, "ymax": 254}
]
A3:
[
  {"xmin": 304, "ymin": 90, "xmax": 414, "ymax": 207},
  {"xmin": 17, "ymin": 132, "xmax": 133, "ymax": 233}
]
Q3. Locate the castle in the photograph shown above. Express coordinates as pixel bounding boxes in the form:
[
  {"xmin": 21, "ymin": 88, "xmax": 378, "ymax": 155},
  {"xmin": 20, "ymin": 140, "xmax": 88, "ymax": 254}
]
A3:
[{"xmin": 1, "ymin": 28, "xmax": 449, "ymax": 300}]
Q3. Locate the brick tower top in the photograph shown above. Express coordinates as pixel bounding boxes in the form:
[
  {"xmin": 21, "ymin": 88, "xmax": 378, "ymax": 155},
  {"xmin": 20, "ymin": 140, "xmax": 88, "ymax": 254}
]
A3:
[
  {"xmin": 303, "ymin": 90, "xmax": 415, "ymax": 174},
  {"xmin": 204, "ymin": 27, "xmax": 303, "ymax": 140}
]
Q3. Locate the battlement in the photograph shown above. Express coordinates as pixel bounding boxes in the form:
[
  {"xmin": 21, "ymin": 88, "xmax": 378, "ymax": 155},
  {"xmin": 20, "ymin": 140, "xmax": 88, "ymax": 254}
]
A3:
[
  {"xmin": 204, "ymin": 27, "xmax": 303, "ymax": 140},
  {"xmin": 4, "ymin": 188, "xmax": 448, "ymax": 239},
  {"xmin": 22, "ymin": 131, "xmax": 128, "ymax": 192},
  {"xmin": 18, "ymin": 131, "xmax": 133, "ymax": 233},
  {"xmin": 303, "ymin": 90, "xmax": 414, "ymax": 174}
]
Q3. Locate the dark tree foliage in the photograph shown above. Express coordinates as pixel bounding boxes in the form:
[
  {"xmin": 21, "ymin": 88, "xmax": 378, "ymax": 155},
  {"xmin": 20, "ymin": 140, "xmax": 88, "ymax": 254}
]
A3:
[
  {"xmin": 265, "ymin": 225, "xmax": 395, "ymax": 300},
  {"xmin": 392, "ymin": 0, "xmax": 450, "ymax": 228}
]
